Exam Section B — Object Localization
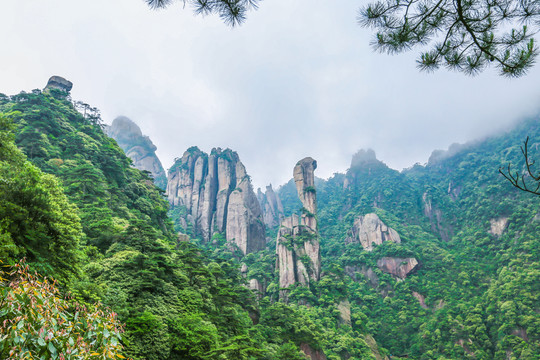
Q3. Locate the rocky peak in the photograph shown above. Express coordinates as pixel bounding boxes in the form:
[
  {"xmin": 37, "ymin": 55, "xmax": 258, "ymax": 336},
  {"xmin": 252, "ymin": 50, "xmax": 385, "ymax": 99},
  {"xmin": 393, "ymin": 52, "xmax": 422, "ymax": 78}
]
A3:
[
  {"xmin": 276, "ymin": 157, "xmax": 321, "ymax": 301},
  {"xmin": 167, "ymin": 147, "xmax": 265, "ymax": 254},
  {"xmin": 257, "ymin": 184, "xmax": 284, "ymax": 228},
  {"xmin": 344, "ymin": 149, "xmax": 390, "ymax": 189},
  {"xmin": 105, "ymin": 116, "xmax": 167, "ymax": 189},
  {"xmin": 44, "ymin": 76, "xmax": 73, "ymax": 93},
  {"xmin": 344, "ymin": 213, "xmax": 401, "ymax": 251},
  {"xmin": 294, "ymin": 157, "xmax": 318, "ymax": 216},
  {"xmin": 350, "ymin": 149, "xmax": 378, "ymax": 168}
]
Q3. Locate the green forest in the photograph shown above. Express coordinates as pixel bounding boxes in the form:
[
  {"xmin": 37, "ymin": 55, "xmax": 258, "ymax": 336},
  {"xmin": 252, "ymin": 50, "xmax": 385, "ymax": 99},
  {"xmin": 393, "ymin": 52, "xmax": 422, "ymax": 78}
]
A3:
[{"xmin": 0, "ymin": 87, "xmax": 539, "ymax": 360}]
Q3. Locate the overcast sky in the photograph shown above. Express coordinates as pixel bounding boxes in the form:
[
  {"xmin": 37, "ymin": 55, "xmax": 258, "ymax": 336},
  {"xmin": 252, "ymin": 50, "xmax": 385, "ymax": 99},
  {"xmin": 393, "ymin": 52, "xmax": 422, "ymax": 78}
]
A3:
[{"xmin": 2, "ymin": 0, "xmax": 540, "ymax": 189}]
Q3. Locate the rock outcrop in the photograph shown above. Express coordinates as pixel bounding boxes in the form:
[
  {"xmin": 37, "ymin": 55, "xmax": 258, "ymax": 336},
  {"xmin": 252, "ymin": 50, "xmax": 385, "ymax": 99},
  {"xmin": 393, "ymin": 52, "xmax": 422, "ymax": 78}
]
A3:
[
  {"xmin": 105, "ymin": 116, "xmax": 167, "ymax": 189},
  {"xmin": 257, "ymin": 185, "xmax": 284, "ymax": 228},
  {"xmin": 44, "ymin": 75, "xmax": 73, "ymax": 93},
  {"xmin": 344, "ymin": 213, "xmax": 401, "ymax": 251},
  {"xmin": 167, "ymin": 147, "xmax": 266, "ymax": 254},
  {"xmin": 300, "ymin": 343, "xmax": 327, "ymax": 360},
  {"xmin": 376, "ymin": 257, "xmax": 418, "ymax": 279},
  {"xmin": 276, "ymin": 158, "xmax": 321, "ymax": 301},
  {"xmin": 488, "ymin": 217, "xmax": 508, "ymax": 236}
]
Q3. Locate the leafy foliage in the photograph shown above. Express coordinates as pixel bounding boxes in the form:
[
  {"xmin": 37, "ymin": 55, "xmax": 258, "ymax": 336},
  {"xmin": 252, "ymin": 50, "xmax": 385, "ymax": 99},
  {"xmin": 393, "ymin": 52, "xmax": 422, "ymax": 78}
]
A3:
[{"xmin": 0, "ymin": 260, "xmax": 125, "ymax": 359}]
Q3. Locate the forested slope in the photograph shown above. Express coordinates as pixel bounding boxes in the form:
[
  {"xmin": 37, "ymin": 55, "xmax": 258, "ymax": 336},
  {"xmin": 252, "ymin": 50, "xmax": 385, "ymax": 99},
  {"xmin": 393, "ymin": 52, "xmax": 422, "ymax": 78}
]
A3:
[
  {"xmin": 276, "ymin": 120, "xmax": 540, "ymax": 359},
  {"xmin": 0, "ymin": 89, "xmax": 262, "ymax": 359},
  {"xmin": 1, "ymin": 84, "xmax": 538, "ymax": 360}
]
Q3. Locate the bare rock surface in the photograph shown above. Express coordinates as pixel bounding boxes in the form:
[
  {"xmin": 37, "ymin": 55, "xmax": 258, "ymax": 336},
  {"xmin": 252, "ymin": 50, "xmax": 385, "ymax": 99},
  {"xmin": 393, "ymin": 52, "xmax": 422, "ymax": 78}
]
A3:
[
  {"xmin": 294, "ymin": 157, "xmax": 318, "ymax": 216},
  {"xmin": 167, "ymin": 147, "xmax": 265, "ymax": 254},
  {"xmin": 488, "ymin": 217, "xmax": 508, "ymax": 236},
  {"xmin": 377, "ymin": 257, "xmax": 418, "ymax": 279},
  {"xmin": 257, "ymin": 185, "xmax": 284, "ymax": 228},
  {"xmin": 276, "ymin": 158, "xmax": 321, "ymax": 301},
  {"xmin": 44, "ymin": 75, "xmax": 73, "ymax": 93},
  {"xmin": 345, "ymin": 213, "xmax": 401, "ymax": 251},
  {"xmin": 422, "ymin": 191, "xmax": 453, "ymax": 241},
  {"xmin": 105, "ymin": 116, "xmax": 167, "ymax": 189}
]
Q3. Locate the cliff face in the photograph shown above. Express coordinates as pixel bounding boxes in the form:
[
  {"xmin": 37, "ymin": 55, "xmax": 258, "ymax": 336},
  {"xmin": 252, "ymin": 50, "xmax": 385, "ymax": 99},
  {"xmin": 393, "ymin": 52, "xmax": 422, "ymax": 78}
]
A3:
[
  {"xmin": 276, "ymin": 158, "xmax": 321, "ymax": 300},
  {"xmin": 344, "ymin": 213, "xmax": 401, "ymax": 251},
  {"xmin": 105, "ymin": 116, "xmax": 167, "ymax": 189},
  {"xmin": 167, "ymin": 147, "xmax": 266, "ymax": 254},
  {"xmin": 376, "ymin": 257, "xmax": 418, "ymax": 279},
  {"xmin": 257, "ymin": 185, "xmax": 284, "ymax": 228}
]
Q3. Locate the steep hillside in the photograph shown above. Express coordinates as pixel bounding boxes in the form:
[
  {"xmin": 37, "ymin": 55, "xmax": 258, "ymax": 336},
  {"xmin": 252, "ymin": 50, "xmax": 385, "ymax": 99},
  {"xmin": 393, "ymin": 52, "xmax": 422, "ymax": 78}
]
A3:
[
  {"xmin": 0, "ymin": 81, "xmax": 387, "ymax": 360},
  {"xmin": 0, "ymin": 86, "xmax": 263, "ymax": 359},
  {"xmin": 277, "ymin": 119, "xmax": 540, "ymax": 359}
]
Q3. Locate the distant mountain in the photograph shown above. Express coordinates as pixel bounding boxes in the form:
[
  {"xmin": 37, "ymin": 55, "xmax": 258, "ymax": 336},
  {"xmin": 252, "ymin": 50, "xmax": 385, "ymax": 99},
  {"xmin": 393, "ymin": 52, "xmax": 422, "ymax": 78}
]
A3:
[{"xmin": 105, "ymin": 116, "xmax": 167, "ymax": 189}]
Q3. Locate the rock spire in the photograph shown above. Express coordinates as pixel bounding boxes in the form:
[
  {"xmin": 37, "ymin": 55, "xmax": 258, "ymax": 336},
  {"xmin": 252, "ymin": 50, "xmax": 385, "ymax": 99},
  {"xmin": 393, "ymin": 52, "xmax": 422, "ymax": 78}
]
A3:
[
  {"xmin": 167, "ymin": 147, "xmax": 266, "ymax": 254},
  {"xmin": 105, "ymin": 116, "xmax": 167, "ymax": 189},
  {"xmin": 257, "ymin": 184, "xmax": 284, "ymax": 228},
  {"xmin": 276, "ymin": 157, "xmax": 321, "ymax": 301}
]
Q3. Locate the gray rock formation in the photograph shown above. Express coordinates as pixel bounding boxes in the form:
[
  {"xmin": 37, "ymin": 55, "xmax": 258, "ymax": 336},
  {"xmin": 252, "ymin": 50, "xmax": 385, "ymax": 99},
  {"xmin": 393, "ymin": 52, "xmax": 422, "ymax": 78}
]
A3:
[
  {"xmin": 257, "ymin": 185, "xmax": 284, "ymax": 228},
  {"xmin": 167, "ymin": 147, "xmax": 266, "ymax": 254},
  {"xmin": 488, "ymin": 217, "xmax": 508, "ymax": 236},
  {"xmin": 376, "ymin": 257, "xmax": 418, "ymax": 279},
  {"xmin": 276, "ymin": 158, "xmax": 321, "ymax": 301},
  {"xmin": 294, "ymin": 157, "xmax": 318, "ymax": 217},
  {"xmin": 105, "ymin": 116, "xmax": 167, "ymax": 189},
  {"xmin": 344, "ymin": 213, "xmax": 401, "ymax": 251},
  {"xmin": 44, "ymin": 76, "xmax": 73, "ymax": 93}
]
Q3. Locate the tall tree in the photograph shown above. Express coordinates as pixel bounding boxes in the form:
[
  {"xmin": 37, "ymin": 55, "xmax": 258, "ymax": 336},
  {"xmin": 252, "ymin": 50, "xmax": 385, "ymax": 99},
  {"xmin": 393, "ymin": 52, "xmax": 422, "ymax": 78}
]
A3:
[{"xmin": 358, "ymin": 0, "xmax": 540, "ymax": 76}]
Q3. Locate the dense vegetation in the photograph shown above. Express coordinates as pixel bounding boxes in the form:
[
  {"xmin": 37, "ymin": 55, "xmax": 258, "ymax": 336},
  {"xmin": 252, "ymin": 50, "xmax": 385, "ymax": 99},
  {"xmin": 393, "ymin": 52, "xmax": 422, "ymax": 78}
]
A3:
[
  {"xmin": 0, "ymin": 90, "xmax": 265, "ymax": 359},
  {"xmin": 277, "ymin": 120, "xmax": 540, "ymax": 359},
  {"xmin": 1, "ymin": 86, "xmax": 538, "ymax": 359}
]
